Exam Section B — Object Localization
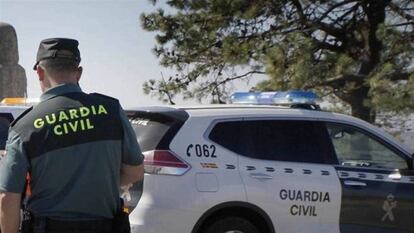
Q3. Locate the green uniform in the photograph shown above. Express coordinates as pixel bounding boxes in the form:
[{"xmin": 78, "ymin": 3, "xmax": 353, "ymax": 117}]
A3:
[{"xmin": 0, "ymin": 83, "xmax": 143, "ymax": 220}]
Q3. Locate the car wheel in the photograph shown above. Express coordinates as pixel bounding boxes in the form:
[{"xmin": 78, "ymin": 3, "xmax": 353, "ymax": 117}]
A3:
[{"xmin": 203, "ymin": 216, "xmax": 260, "ymax": 233}]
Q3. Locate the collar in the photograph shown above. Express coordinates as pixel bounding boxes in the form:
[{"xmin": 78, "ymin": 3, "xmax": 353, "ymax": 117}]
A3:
[{"xmin": 40, "ymin": 83, "xmax": 83, "ymax": 102}]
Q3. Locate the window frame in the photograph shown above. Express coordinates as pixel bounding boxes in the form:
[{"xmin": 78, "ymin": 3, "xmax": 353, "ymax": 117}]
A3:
[
  {"xmin": 324, "ymin": 121, "xmax": 412, "ymax": 170},
  {"xmin": 204, "ymin": 117, "xmax": 244, "ymax": 155},
  {"xmin": 126, "ymin": 110, "xmax": 188, "ymax": 151},
  {"xmin": 206, "ymin": 117, "xmax": 338, "ymax": 165},
  {"xmin": 0, "ymin": 113, "xmax": 14, "ymax": 151}
]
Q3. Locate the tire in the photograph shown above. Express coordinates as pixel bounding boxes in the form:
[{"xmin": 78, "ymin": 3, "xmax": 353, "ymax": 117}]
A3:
[{"xmin": 202, "ymin": 216, "xmax": 260, "ymax": 233}]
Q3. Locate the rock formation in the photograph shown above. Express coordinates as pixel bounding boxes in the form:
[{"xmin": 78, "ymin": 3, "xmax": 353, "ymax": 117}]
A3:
[{"xmin": 0, "ymin": 22, "xmax": 27, "ymax": 99}]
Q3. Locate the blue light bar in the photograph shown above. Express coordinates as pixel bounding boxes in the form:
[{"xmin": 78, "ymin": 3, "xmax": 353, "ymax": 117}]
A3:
[
  {"xmin": 256, "ymin": 92, "xmax": 278, "ymax": 104},
  {"xmin": 272, "ymin": 91, "xmax": 319, "ymax": 105},
  {"xmin": 229, "ymin": 90, "xmax": 320, "ymax": 106},
  {"xmin": 230, "ymin": 92, "xmax": 261, "ymax": 104}
]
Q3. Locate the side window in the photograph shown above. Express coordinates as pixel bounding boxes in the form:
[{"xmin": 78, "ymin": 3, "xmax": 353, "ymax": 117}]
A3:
[
  {"xmin": 210, "ymin": 120, "xmax": 335, "ymax": 164},
  {"xmin": 326, "ymin": 123, "xmax": 408, "ymax": 170},
  {"xmin": 209, "ymin": 121, "xmax": 241, "ymax": 153},
  {"xmin": 0, "ymin": 113, "xmax": 13, "ymax": 151}
]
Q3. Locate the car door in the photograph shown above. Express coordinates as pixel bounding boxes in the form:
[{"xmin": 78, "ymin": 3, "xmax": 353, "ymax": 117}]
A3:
[
  {"xmin": 326, "ymin": 122, "xmax": 414, "ymax": 233},
  {"xmin": 235, "ymin": 119, "xmax": 343, "ymax": 233}
]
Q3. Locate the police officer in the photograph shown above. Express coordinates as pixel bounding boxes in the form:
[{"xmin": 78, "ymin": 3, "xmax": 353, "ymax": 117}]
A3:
[{"xmin": 0, "ymin": 38, "xmax": 144, "ymax": 233}]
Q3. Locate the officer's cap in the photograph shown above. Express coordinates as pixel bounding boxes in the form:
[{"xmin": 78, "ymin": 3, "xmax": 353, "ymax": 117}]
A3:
[{"xmin": 33, "ymin": 38, "xmax": 81, "ymax": 70}]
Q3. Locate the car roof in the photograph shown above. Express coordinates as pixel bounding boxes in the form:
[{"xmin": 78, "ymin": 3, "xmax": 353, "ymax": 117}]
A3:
[
  {"xmin": 128, "ymin": 104, "xmax": 348, "ymax": 120},
  {"xmin": 0, "ymin": 105, "xmax": 30, "ymax": 118},
  {"xmin": 126, "ymin": 105, "xmax": 414, "ymax": 155}
]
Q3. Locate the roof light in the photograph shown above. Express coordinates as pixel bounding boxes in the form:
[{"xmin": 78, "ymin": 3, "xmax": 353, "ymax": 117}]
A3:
[
  {"xmin": 229, "ymin": 90, "xmax": 320, "ymax": 109},
  {"xmin": 256, "ymin": 92, "xmax": 278, "ymax": 104},
  {"xmin": 272, "ymin": 91, "xmax": 319, "ymax": 105},
  {"xmin": 230, "ymin": 92, "xmax": 260, "ymax": 104},
  {"xmin": 230, "ymin": 92, "xmax": 279, "ymax": 105},
  {"xmin": 0, "ymin": 98, "xmax": 39, "ymax": 106}
]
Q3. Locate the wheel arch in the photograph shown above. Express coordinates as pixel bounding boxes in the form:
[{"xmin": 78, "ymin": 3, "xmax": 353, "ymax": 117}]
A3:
[{"xmin": 191, "ymin": 201, "xmax": 275, "ymax": 233}]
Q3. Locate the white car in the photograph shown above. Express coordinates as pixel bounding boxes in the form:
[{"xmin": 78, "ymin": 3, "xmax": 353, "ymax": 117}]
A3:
[
  {"xmin": 125, "ymin": 92, "xmax": 414, "ymax": 233},
  {"xmin": 0, "ymin": 104, "xmax": 30, "ymax": 153}
]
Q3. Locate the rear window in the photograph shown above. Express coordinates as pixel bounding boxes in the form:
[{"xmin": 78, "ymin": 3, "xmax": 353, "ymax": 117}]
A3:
[{"xmin": 128, "ymin": 115, "xmax": 176, "ymax": 152}]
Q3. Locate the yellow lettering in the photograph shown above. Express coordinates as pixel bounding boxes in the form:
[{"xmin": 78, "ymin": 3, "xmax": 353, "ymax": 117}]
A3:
[
  {"xmin": 91, "ymin": 105, "xmax": 97, "ymax": 115},
  {"xmin": 54, "ymin": 125, "xmax": 63, "ymax": 136},
  {"xmin": 80, "ymin": 119, "xmax": 85, "ymax": 130},
  {"xmin": 86, "ymin": 119, "xmax": 94, "ymax": 129},
  {"xmin": 69, "ymin": 109, "xmax": 79, "ymax": 119},
  {"xmin": 63, "ymin": 123, "xmax": 68, "ymax": 134},
  {"xmin": 59, "ymin": 111, "xmax": 69, "ymax": 122},
  {"xmin": 34, "ymin": 118, "xmax": 44, "ymax": 129},
  {"xmin": 98, "ymin": 105, "xmax": 108, "ymax": 115},
  {"xmin": 45, "ymin": 114, "xmax": 56, "ymax": 124},
  {"xmin": 79, "ymin": 107, "xmax": 90, "ymax": 117},
  {"xmin": 68, "ymin": 121, "xmax": 78, "ymax": 132}
]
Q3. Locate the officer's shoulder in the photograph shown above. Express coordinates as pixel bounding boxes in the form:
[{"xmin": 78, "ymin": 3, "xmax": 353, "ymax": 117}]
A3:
[
  {"xmin": 89, "ymin": 93, "xmax": 119, "ymax": 103},
  {"xmin": 10, "ymin": 106, "xmax": 34, "ymax": 127}
]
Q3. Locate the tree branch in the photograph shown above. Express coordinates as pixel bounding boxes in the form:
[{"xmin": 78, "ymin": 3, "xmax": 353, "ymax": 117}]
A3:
[
  {"xmin": 304, "ymin": 74, "xmax": 365, "ymax": 89},
  {"xmin": 388, "ymin": 22, "xmax": 414, "ymax": 27},
  {"xmin": 389, "ymin": 2, "xmax": 414, "ymax": 21},
  {"xmin": 160, "ymin": 72, "xmax": 176, "ymax": 105},
  {"xmin": 216, "ymin": 70, "xmax": 265, "ymax": 87},
  {"xmin": 305, "ymin": 71, "xmax": 413, "ymax": 90},
  {"xmin": 385, "ymin": 71, "xmax": 413, "ymax": 81},
  {"xmin": 318, "ymin": 0, "xmax": 359, "ymax": 22},
  {"xmin": 332, "ymin": 3, "xmax": 361, "ymax": 26},
  {"xmin": 291, "ymin": 0, "xmax": 348, "ymax": 41},
  {"xmin": 197, "ymin": 70, "xmax": 266, "ymax": 93},
  {"xmin": 290, "ymin": 0, "xmax": 307, "ymax": 22},
  {"xmin": 311, "ymin": 21, "xmax": 347, "ymax": 41}
]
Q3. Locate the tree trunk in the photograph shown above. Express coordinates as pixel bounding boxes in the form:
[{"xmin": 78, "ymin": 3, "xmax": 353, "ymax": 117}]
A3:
[
  {"xmin": 350, "ymin": 100, "xmax": 373, "ymax": 123},
  {"xmin": 341, "ymin": 85, "xmax": 374, "ymax": 123},
  {"xmin": 345, "ymin": 0, "xmax": 389, "ymax": 123}
]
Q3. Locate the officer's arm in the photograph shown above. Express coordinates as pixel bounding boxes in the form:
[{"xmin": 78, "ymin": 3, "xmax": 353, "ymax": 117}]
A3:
[
  {"xmin": 0, "ymin": 192, "xmax": 21, "ymax": 233},
  {"xmin": 121, "ymin": 164, "xmax": 144, "ymax": 186},
  {"xmin": 0, "ymin": 131, "xmax": 29, "ymax": 233},
  {"xmin": 119, "ymin": 107, "xmax": 144, "ymax": 186}
]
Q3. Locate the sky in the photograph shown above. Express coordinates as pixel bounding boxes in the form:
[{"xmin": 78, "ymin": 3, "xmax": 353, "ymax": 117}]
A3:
[{"xmin": 0, "ymin": 0, "xmax": 254, "ymax": 107}]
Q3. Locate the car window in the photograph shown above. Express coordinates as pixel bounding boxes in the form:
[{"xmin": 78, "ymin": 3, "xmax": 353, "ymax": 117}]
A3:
[
  {"xmin": 326, "ymin": 123, "xmax": 408, "ymax": 170},
  {"xmin": 0, "ymin": 116, "xmax": 12, "ymax": 151},
  {"xmin": 210, "ymin": 120, "xmax": 335, "ymax": 164},
  {"xmin": 129, "ymin": 115, "xmax": 175, "ymax": 152},
  {"xmin": 208, "ymin": 121, "xmax": 241, "ymax": 154}
]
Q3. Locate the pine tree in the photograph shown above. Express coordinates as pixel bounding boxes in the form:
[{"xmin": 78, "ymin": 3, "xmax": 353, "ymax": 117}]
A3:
[{"xmin": 141, "ymin": 0, "xmax": 414, "ymax": 123}]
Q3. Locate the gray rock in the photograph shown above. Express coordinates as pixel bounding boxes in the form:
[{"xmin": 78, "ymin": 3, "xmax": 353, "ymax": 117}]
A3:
[{"xmin": 0, "ymin": 22, "xmax": 27, "ymax": 99}]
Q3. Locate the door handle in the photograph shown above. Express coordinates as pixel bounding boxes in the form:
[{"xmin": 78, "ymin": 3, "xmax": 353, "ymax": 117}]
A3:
[
  {"xmin": 344, "ymin": 180, "xmax": 367, "ymax": 187},
  {"xmin": 250, "ymin": 173, "xmax": 273, "ymax": 181}
]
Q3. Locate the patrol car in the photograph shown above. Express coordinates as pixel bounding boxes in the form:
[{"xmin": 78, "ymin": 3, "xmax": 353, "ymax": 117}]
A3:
[
  {"xmin": 125, "ymin": 91, "xmax": 414, "ymax": 233},
  {"xmin": 0, "ymin": 98, "xmax": 36, "ymax": 155}
]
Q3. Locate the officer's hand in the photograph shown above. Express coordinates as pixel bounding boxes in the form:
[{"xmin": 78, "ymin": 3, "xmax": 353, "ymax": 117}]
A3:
[{"xmin": 0, "ymin": 150, "xmax": 5, "ymax": 161}]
